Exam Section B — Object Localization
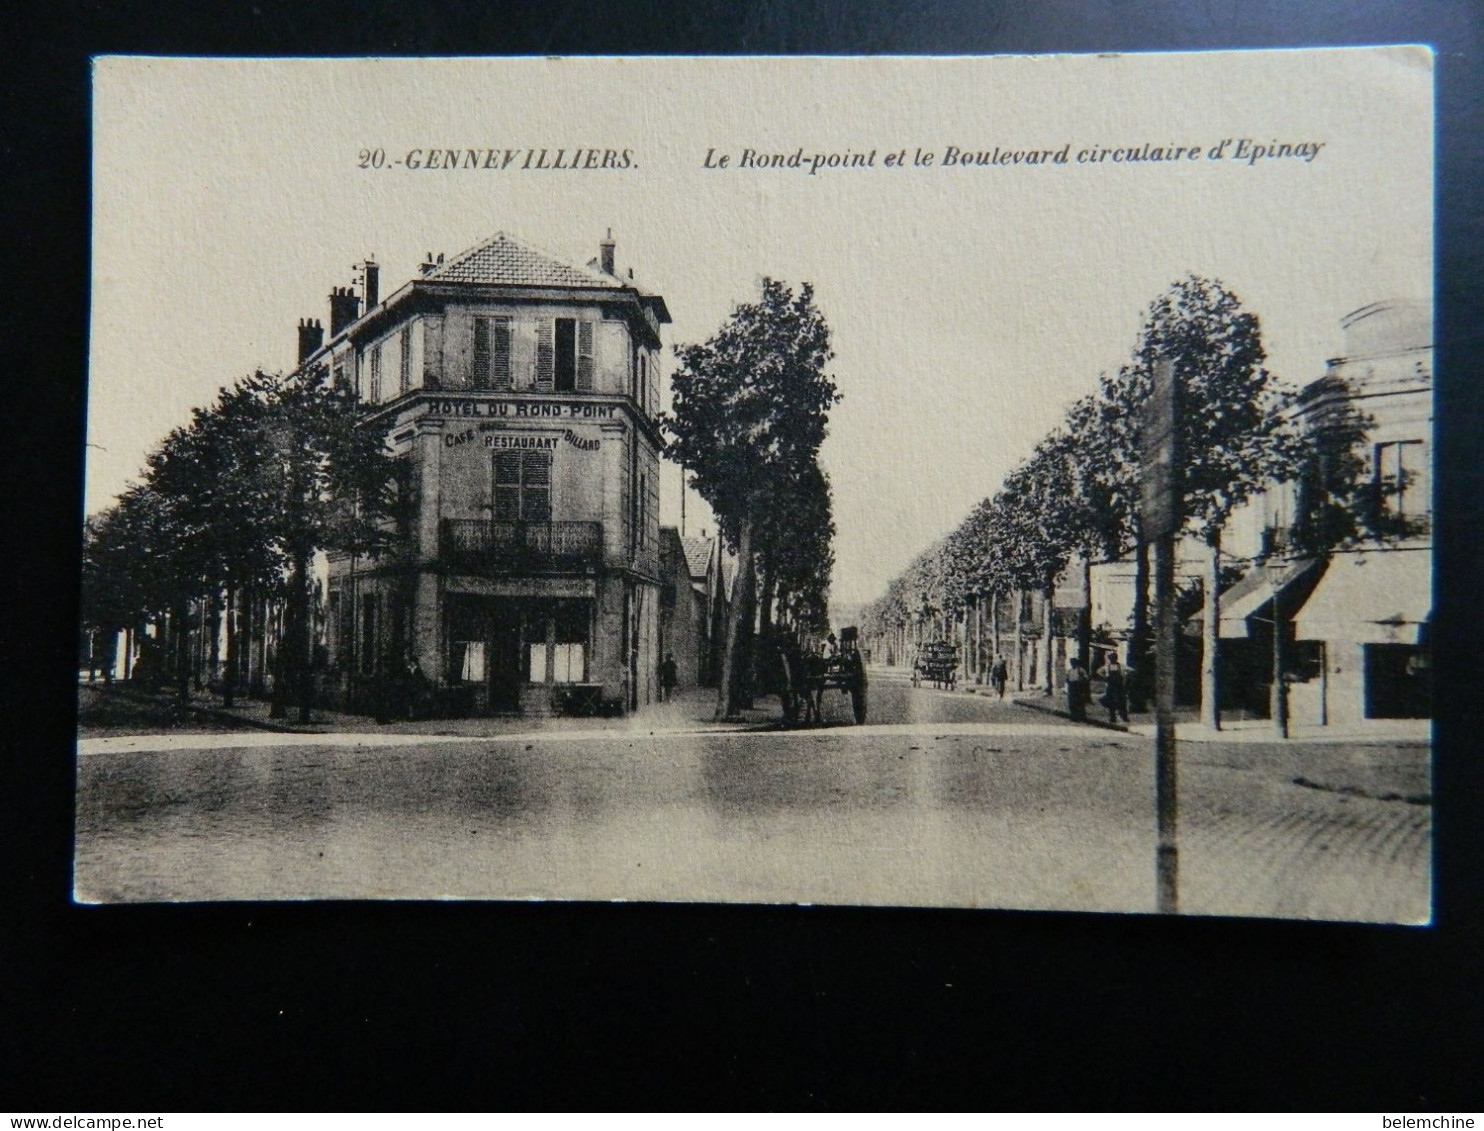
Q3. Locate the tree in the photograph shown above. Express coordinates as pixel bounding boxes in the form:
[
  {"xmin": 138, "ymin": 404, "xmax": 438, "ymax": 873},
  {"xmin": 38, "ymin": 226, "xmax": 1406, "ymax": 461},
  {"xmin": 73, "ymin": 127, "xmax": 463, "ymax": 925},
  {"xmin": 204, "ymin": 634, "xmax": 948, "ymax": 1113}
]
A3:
[
  {"xmin": 1109, "ymin": 276, "xmax": 1302, "ymax": 728},
  {"xmin": 757, "ymin": 462, "xmax": 836, "ymax": 637},
  {"xmin": 254, "ymin": 366, "xmax": 400, "ymax": 721},
  {"xmin": 666, "ymin": 279, "xmax": 840, "ymax": 719}
]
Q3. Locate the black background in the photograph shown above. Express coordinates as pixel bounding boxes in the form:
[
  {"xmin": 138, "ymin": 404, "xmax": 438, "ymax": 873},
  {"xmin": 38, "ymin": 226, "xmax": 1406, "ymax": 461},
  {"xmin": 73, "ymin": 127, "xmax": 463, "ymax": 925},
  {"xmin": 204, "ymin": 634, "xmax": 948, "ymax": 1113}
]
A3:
[{"xmin": 5, "ymin": 0, "xmax": 1482, "ymax": 1111}]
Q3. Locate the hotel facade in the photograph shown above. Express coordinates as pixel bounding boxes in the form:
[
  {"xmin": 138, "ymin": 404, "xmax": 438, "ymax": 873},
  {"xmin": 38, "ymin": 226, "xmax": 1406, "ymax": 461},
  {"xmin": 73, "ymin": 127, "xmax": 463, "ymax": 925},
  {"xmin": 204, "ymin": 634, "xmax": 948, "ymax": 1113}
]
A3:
[{"xmin": 308, "ymin": 231, "xmax": 671, "ymax": 716}]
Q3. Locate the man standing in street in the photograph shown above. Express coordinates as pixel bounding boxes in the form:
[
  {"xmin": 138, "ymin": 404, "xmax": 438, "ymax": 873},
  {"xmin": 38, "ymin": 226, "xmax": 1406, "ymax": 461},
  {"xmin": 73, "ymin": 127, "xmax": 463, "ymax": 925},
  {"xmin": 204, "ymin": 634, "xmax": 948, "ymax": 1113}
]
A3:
[
  {"xmin": 659, "ymin": 652, "xmax": 679, "ymax": 703},
  {"xmin": 990, "ymin": 655, "xmax": 1008, "ymax": 700},
  {"xmin": 1066, "ymin": 656, "xmax": 1089, "ymax": 722},
  {"xmin": 1098, "ymin": 655, "xmax": 1131, "ymax": 724}
]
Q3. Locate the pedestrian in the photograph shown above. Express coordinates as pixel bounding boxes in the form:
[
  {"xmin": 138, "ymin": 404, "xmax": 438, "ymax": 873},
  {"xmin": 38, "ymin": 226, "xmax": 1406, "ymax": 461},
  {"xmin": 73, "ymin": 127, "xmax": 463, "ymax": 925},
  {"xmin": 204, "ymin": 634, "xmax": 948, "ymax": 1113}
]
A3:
[
  {"xmin": 1098, "ymin": 655, "xmax": 1131, "ymax": 724},
  {"xmin": 990, "ymin": 655, "xmax": 1008, "ymax": 700},
  {"xmin": 1066, "ymin": 656, "xmax": 1090, "ymax": 722},
  {"xmin": 660, "ymin": 652, "xmax": 678, "ymax": 703}
]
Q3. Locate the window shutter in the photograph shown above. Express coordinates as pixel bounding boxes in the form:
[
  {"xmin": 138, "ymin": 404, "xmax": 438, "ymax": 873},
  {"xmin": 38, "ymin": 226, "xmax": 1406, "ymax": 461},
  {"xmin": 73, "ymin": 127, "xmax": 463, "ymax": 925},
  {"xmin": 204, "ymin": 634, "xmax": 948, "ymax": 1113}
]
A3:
[
  {"xmin": 370, "ymin": 343, "xmax": 383, "ymax": 402},
  {"xmin": 577, "ymin": 321, "xmax": 594, "ymax": 392},
  {"xmin": 492, "ymin": 318, "xmax": 512, "ymax": 389},
  {"xmin": 399, "ymin": 329, "xmax": 412, "ymax": 395},
  {"xmin": 423, "ymin": 317, "xmax": 443, "ymax": 390},
  {"xmin": 494, "ymin": 451, "xmax": 522, "ymax": 522},
  {"xmin": 536, "ymin": 320, "xmax": 555, "ymax": 391},
  {"xmin": 522, "ymin": 451, "xmax": 552, "ymax": 522},
  {"xmin": 472, "ymin": 318, "xmax": 491, "ymax": 389}
]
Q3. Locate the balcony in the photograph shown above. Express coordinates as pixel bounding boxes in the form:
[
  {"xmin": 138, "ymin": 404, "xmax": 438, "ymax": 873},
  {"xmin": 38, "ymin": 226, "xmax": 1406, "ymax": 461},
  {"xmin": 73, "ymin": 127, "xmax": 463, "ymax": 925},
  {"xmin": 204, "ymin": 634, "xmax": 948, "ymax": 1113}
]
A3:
[{"xmin": 441, "ymin": 519, "xmax": 603, "ymax": 574}]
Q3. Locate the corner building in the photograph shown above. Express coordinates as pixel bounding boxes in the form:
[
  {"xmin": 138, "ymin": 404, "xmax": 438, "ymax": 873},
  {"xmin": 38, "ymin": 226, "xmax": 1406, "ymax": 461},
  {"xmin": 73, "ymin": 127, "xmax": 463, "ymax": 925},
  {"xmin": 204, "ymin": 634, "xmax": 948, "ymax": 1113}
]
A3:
[{"xmin": 314, "ymin": 232, "xmax": 670, "ymax": 716}]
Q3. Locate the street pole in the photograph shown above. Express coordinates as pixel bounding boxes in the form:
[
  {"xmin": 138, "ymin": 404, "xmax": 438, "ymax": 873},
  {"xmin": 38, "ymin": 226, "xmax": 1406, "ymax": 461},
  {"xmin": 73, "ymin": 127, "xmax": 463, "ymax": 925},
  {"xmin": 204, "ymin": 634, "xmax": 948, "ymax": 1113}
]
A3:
[
  {"xmin": 1154, "ymin": 527, "xmax": 1179, "ymax": 914},
  {"xmin": 1271, "ymin": 571, "xmax": 1289, "ymax": 739},
  {"xmin": 1141, "ymin": 356, "xmax": 1181, "ymax": 915}
]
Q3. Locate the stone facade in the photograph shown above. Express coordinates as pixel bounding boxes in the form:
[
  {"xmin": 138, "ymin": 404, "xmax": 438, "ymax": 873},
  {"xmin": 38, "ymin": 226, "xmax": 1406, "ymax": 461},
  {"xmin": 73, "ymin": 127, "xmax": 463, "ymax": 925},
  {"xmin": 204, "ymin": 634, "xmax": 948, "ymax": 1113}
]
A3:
[{"xmin": 316, "ymin": 232, "xmax": 670, "ymax": 716}]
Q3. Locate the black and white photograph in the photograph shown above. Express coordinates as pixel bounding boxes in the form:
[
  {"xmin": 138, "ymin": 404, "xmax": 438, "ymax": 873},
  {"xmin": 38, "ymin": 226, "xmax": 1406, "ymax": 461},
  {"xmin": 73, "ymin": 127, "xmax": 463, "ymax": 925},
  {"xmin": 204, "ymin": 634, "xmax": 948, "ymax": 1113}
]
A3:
[{"xmin": 78, "ymin": 50, "xmax": 1433, "ymax": 921}]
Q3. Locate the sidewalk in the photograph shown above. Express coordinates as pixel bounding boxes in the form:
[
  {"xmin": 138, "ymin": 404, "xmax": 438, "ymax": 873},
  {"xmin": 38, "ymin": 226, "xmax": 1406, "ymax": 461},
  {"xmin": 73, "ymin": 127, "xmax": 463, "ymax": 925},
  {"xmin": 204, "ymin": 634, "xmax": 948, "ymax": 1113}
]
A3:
[
  {"xmin": 1006, "ymin": 689, "xmax": 1428, "ymax": 746},
  {"xmin": 80, "ymin": 679, "xmax": 779, "ymax": 739}
]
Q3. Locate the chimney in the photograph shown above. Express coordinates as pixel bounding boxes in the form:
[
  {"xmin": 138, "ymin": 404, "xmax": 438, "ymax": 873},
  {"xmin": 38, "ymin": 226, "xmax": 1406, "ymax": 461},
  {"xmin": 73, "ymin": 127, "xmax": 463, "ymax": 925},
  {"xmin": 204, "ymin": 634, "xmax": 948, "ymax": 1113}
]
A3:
[
  {"xmin": 296, "ymin": 317, "xmax": 324, "ymax": 364},
  {"xmin": 600, "ymin": 228, "xmax": 615, "ymax": 276},
  {"xmin": 361, "ymin": 259, "xmax": 379, "ymax": 309},
  {"xmin": 419, "ymin": 251, "xmax": 440, "ymax": 276},
  {"xmin": 328, "ymin": 286, "xmax": 360, "ymax": 337}
]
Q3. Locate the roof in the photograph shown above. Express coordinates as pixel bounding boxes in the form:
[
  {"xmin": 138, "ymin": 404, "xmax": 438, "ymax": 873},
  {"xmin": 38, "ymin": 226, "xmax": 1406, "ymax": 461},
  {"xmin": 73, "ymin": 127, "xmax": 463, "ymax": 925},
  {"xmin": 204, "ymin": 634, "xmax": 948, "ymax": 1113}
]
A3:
[
  {"xmin": 426, "ymin": 231, "xmax": 624, "ymax": 290},
  {"xmin": 681, "ymin": 536, "xmax": 713, "ymax": 581},
  {"xmin": 1211, "ymin": 558, "xmax": 1324, "ymax": 639}
]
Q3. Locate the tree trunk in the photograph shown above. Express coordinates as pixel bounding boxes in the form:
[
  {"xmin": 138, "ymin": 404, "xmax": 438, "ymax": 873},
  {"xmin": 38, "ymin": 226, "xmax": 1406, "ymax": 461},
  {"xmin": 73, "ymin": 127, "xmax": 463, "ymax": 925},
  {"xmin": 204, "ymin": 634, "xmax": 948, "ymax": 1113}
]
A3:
[
  {"xmin": 293, "ymin": 549, "xmax": 314, "ymax": 724},
  {"xmin": 716, "ymin": 513, "xmax": 756, "ymax": 720},
  {"xmin": 1201, "ymin": 529, "xmax": 1222, "ymax": 731},
  {"xmin": 1013, "ymin": 588, "xmax": 1024, "ymax": 691},
  {"xmin": 990, "ymin": 590, "xmax": 1001, "ymax": 669},
  {"xmin": 269, "ymin": 588, "xmax": 288, "ymax": 720},
  {"xmin": 1043, "ymin": 579, "xmax": 1056, "ymax": 695},
  {"xmin": 223, "ymin": 583, "xmax": 238, "ymax": 708},
  {"xmin": 173, "ymin": 601, "xmax": 190, "ymax": 703},
  {"xmin": 758, "ymin": 567, "xmax": 775, "ymax": 642},
  {"xmin": 1079, "ymin": 554, "xmax": 1093, "ymax": 669},
  {"xmin": 1129, "ymin": 539, "xmax": 1151, "ymax": 711},
  {"xmin": 207, "ymin": 589, "xmax": 222, "ymax": 696}
]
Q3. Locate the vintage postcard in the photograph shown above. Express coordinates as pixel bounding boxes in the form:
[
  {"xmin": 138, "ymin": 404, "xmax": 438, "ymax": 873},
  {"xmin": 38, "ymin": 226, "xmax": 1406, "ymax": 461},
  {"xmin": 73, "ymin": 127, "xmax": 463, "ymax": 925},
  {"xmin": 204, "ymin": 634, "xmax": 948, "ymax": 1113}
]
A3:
[{"xmin": 80, "ymin": 50, "xmax": 1432, "ymax": 919}]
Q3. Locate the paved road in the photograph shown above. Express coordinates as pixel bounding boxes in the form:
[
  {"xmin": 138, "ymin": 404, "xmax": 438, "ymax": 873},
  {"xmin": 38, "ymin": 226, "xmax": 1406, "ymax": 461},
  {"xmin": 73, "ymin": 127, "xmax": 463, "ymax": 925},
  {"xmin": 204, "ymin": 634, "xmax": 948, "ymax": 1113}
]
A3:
[{"xmin": 75, "ymin": 672, "xmax": 1430, "ymax": 922}]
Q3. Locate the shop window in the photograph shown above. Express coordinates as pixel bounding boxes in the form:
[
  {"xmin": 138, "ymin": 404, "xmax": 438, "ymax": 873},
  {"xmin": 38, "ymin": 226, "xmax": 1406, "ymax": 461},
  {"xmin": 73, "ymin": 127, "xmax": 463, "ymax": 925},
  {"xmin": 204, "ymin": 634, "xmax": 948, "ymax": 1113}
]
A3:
[
  {"xmin": 494, "ymin": 450, "xmax": 552, "ymax": 523},
  {"xmin": 472, "ymin": 316, "xmax": 512, "ymax": 389},
  {"xmin": 454, "ymin": 640, "xmax": 486, "ymax": 682},
  {"xmin": 528, "ymin": 643, "xmax": 585, "ymax": 684}
]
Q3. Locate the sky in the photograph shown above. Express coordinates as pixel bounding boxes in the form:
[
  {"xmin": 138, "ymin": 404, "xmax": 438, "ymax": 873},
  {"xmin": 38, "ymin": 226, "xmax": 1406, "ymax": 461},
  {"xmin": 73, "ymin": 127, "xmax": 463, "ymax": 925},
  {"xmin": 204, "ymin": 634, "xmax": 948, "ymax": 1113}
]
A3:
[{"xmin": 89, "ymin": 51, "xmax": 1431, "ymax": 607}]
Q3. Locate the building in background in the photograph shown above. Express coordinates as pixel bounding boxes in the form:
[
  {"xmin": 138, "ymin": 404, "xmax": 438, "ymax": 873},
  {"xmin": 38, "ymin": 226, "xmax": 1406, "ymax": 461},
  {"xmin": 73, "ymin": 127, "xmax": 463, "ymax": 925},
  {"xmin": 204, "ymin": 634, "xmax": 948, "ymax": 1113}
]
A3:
[
  {"xmin": 314, "ymin": 230, "xmax": 671, "ymax": 716},
  {"xmin": 1220, "ymin": 298, "xmax": 1432, "ymax": 726}
]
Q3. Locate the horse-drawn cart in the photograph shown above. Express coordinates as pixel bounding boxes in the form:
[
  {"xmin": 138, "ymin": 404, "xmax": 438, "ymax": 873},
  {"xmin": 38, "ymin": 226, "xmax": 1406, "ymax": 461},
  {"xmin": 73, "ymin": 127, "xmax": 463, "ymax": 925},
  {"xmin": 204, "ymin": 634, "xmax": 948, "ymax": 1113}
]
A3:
[
  {"xmin": 912, "ymin": 641, "xmax": 958, "ymax": 690},
  {"xmin": 778, "ymin": 625, "xmax": 869, "ymax": 725}
]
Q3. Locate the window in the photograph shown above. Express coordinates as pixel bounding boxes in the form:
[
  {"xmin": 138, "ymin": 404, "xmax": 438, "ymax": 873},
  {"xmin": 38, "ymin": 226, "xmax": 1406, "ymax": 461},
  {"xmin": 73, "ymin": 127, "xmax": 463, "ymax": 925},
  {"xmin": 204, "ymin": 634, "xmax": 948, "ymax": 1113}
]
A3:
[
  {"xmin": 494, "ymin": 450, "xmax": 552, "ymax": 523},
  {"xmin": 636, "ymin": 472, "xmax": 647, "ymax": 554},
  {"xmin": 399, "ymin": 329, "xmax": 412, "ymax": 395},
  {"xmin": 456, "ymin": 640, "xmax": 486, "ymax": 682},
  {"xmin": 472, "ymin": 316, "xmax": 512, "ymax": 389},
  {"xmin": 552, "ymin": 318, "xmax": 594, "ymax": 392},
  {"xmin": 528, "ymin": 643, "xmax": 585, "ymax": 684},
  {"xmin": 369, "ymin": 342, "xmax": 383, "ymax": 403},
  {"xmin": 1374, "ymin": 440, "xmax": 1428, "ymax": 523}
]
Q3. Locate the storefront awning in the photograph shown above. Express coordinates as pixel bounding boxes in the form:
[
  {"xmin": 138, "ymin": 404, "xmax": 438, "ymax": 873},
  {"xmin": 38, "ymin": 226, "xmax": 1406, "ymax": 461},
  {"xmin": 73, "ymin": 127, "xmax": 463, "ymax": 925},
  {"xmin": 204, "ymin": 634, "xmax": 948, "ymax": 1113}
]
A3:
[
  {"xmin": 1294, "ymin": 549, "xmax": 1431, "ymax": 644},
  {"xmin": 1216, "ymin": 558, "xmax": 1324, "ymax": 639}
]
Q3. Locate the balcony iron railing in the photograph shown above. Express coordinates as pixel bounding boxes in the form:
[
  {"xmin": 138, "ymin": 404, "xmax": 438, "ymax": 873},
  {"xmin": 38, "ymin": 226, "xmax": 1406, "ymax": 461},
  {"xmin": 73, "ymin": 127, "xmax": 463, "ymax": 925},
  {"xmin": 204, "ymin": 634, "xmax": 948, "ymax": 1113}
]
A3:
[{"xmin": 440, "ymin": 519, "xmax": 604, "ymax": 574}]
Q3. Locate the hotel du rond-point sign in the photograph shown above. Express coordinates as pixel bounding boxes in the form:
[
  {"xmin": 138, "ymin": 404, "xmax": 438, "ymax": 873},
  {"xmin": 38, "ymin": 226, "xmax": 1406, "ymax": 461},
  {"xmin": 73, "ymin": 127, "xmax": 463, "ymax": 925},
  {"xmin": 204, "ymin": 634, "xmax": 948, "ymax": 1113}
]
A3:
[{"xmin": 424, "ymin": 397, "xmax": 618, "ymax": 450}]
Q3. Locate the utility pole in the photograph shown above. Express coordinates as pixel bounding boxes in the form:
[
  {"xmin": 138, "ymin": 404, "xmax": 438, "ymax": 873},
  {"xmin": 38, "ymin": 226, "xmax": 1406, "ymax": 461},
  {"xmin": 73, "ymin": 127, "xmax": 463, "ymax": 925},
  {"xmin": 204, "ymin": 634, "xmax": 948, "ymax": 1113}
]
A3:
[
  {"xmin": 1271, "ymin": 572, "xmax": 1289, "ymax": 739},
  {"xmin": 1140, "ymin": 356, "xmax": 1181, "ymax": 914}
]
